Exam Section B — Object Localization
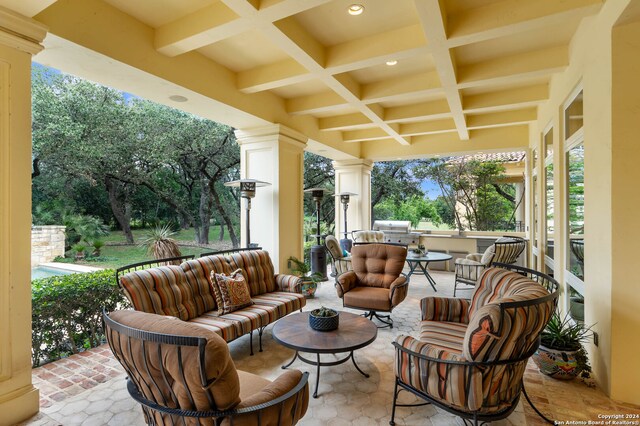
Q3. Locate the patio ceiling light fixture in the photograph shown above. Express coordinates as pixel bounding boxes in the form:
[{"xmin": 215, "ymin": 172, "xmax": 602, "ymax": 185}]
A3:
[
  {"xmin": 305, "ymin": 188, "xmax": 330, "ymax": 280},
  {"xmin": 348, "ymin": 4, "xmax": 364, "ymax": 15},
  {"xmin": 224, "ymin": 179, "xmax": 271, "ymax": 248},
  {"xmin": 386, "ymin": 60, "xmax": 398, "ymax": 66},
  {"xmin": 335, "ymin": 192, "xmax": 358, "ymax": 252}
]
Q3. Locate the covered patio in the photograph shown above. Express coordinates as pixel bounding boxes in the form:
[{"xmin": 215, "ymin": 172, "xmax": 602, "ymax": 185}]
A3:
[{"xmin": 1, "ymin": 0, "xmax": 639, "ymax": 424}]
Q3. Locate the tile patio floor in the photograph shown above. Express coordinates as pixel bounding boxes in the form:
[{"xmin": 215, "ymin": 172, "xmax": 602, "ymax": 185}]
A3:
[{"xmin": 21, "ymin": 268, "xmax": 640, "ymax": 426}]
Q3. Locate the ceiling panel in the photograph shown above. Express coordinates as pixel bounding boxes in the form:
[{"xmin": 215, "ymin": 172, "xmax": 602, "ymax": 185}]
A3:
[
  {"xmin": 269, "ymin": 79, "xmax": 331, "ymax": 99},
  {"xmin": 103, "ymin": 0, "xmax": 214, "ymax": 28},
  {"xmin": 348, "ymin": 54, "xmax": 436, "ymax": 84},
  {"xmin": 197, "ymin": 30, "xmax": 290, "ymax": 72},
  {"xmin": 293, "ymin": 0, "xmax": 419, "ymax": 46}
]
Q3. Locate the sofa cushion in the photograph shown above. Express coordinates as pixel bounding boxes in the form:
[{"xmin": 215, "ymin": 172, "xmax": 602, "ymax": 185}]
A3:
[
  {"xmin": 181, "ymin": 256, "xmax": 233, "ymax": 313},
  {"xmin": 228, "ymin": 250, "xmax": 277, "ymax": 296},
  {"xmin": 419, "ymin": 320, "xmax": 467, "ymax": 354},
  {"xmin": 119, "ymin": 266, "xmax": 199, "ymax": 321},
  {"xmin": 480, "ymin": 244, "xmax": 496, "ymax": 265},
  {"xmin": 343, "ymin": 286, "xmax": 391, "ymax": 311},
  {"xmin": 211, "ymin": 269, "xmax": 254, "ymax": 315},
  {"xmin": 108, "ymin": 310, "xmax": 241, "ymax": 413}
]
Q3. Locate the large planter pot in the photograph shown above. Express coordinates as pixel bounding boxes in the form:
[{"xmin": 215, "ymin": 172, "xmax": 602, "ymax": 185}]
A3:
[
  {"xmin": 569, "ymin": 297, "xmax": 585, "ymax": 322},
  {"xmin": 533, "ymin": 345, "xmax": 580, "ymax": 380},
  {"xmin": 300, "ymin": 277, "xmax": 317, "ymax": 298}
]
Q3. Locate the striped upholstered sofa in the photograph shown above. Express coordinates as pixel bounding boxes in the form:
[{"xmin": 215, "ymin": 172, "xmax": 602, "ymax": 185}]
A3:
[
  {"xmin": 117, "ymin": 250, "xmax": 306, "ymax": 355},
  {"xmin": 390, "ymin": 264, "xmax": 558, "ymax": 425}
]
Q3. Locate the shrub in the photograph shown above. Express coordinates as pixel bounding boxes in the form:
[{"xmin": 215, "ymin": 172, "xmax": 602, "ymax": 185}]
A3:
[{"xmin": 31, "ymin": 269, "xmax": 127, "ymax": 367}]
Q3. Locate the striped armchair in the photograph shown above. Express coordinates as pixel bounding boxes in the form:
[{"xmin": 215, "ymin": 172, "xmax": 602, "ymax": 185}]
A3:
[
  {"xmin": 325, "ymin": 235, "xmax": 352, "ymax": 278},
  {"xmin": 454, "ymin": 236, "xmax": 526, "ymax": 296},
  {"xmin": 391, "ymin": 264, "xmax": 558, "ymax": 426}
]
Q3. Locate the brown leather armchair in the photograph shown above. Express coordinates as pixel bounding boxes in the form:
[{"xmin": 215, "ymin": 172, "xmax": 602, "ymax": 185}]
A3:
[{"xmin": 335, "ymin": 243, "xmax": 408, "ymax": 328}]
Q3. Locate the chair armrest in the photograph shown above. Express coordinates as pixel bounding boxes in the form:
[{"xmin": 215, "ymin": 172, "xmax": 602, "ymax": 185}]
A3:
[
  {"xmin": 420, "ymin": 297, "xmax": 470, "ymax": 323},
  {"xmin": 389, "ymin": 276, "xmax": 408, "ymax": 308},
  {"xmin": 335, "ymin": 271, "xmax": 357, "ymax": 298},
  {"xmin": 275, "ymin": 274, "xmax": 304, "ymax": 293},
  {"xmin": 393, "ymin": 336, "xmax": 483, "ymax": 411},
  {"xmin": 237, "ymin": 370, "xmax": 309, "ymax": 411}
]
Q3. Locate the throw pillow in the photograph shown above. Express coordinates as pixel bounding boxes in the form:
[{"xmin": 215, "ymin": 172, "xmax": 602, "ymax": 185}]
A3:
[{"xmin": 211, "ymin": 269, "xmax": 254, "ymax": 315}]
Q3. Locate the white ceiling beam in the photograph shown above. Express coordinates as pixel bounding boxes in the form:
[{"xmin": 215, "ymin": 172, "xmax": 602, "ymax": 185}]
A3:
[
  {"xmin": 325, "ymin": 24, "xmax": 428, "ymax": 73},
  {"xmin": 319, "ymin": 113, "xmax": 374, "ymax": 131},
  {"xmin": 237, "ymin": 58, "xmax": 311, "ymax": 93},
  {"xmin": 457, "ymin": 46, "xmax": 567, "ymax": 88},
  {"xmin": 342, "ymin": 128, "xmax": 389, "ymax": 143},
  {"xmin": 360, "ymin": 71, "xmax": 441, "ymax": 103},
  {"xmin": 446, "ymin": 0, "xmax": 603, "ymax": 47},
  {"xmin": 414, "ymin": 0, "xmax": 469, "ymax": 140},
  {"xmin": 467, "ymin": 108, "xmax": 538, "ymax": 129},
  {"xmin": 362, "ymin": 126, "xmax": 529, "ymax": 161},
  {"xmin": 385, "ymin": 99, "xmax": 452, "ymax": 123},
  {"xmin": 237, "ymin": 24, "xmax": 430, "ymax": 94},
  {"xmin": 399, "ymin": 119, "xmax": 457, "ymax": 136},
  {"xmin": 155, "ymin": 0, "xmax": 331, "ymax": 57},
  {"xmin": 287, "ymin": 91, "xmax": 346, "ymax": 115},
  {"xmin": 463, "ymin": 84, "xmax": 548, "ymax": 113}
]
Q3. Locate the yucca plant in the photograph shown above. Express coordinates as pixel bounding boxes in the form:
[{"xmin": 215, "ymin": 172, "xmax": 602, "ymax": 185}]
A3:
[
  {"xmin": 541, "ymin": 312, "xmax": 593, "ymax": 351},
  {"xmin": 140, "ymin": 225, "xmax": 182, "ymax": 260}
]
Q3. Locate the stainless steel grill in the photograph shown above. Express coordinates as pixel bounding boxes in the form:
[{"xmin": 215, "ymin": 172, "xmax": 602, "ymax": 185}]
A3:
[{"xmin": 373, "ymin": 220, "xmax": 421, "ymax": 245}]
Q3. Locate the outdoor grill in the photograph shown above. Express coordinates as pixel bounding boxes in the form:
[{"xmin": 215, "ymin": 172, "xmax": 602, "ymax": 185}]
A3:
[{"xmin": 373, "ymin": 220, "xmax": 422, "ymax": 245}]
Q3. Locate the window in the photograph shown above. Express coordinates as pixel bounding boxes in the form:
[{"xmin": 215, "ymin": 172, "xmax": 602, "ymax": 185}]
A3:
[
  {"xmin": 567, "ymin": 143, "xmax": 584, "ymax": 281},
  {"xmin": 543, "ymin": 127, "xmax": 554, "ymax": 265},
  {"xmin": 565, "ymin": 91, "xmax": 583, "ymax": 140}
]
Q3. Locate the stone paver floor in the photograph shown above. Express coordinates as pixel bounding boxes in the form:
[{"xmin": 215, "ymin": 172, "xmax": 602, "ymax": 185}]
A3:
[{"xmin": 22, "ymin": 269, "xmax": 640, "ymax": 426}]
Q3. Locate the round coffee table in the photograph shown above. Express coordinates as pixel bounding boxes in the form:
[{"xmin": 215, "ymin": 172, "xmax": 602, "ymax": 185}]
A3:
[
  {"xmin": 405, "ymin": 252, "xmax": 453, "ymax": 291},
  {"xmin": 272, "ymin": 311, "xmax": 377, "ymax": 398}
]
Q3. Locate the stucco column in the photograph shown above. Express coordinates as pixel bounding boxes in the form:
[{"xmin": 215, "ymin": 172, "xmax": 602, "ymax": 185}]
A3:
[
  {"xmin": 0, "ymin": 7, "xmax": 47, "ymax": 425},
  {"xmin": 235, "ymin": 125, "xmax": 307, "ymax": 273},
  {"xmin": 333, "ymin": 160, "xmax": 373, "ymax": 236}
]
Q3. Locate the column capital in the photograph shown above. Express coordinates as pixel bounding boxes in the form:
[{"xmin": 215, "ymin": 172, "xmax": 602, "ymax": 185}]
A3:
[
  {"xmin": 0, "ymin": 6, "xmax": 47, "ymax": 55},
  {"xmin": 235, "ymin": 124, "xmax": 308, "ymax": 150},
  {"xmin": 332, "ymin": 159, "xmax": 374, "ymax": 171}
]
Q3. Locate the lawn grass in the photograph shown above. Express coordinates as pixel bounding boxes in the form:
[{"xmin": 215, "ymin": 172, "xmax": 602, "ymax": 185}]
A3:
[
  {"xmin": 59, "ymin": 225, "xmax": 232, "ymax": 269},
  {"xmin": 102, "ymin": 225, "xmax": 230, "ymax": 243}
]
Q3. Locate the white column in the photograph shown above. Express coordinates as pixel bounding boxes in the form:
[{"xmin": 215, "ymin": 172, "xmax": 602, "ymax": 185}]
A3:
[
  {"xmin": 333, "ymin": 160, "xmax": 373, "ymax": 236},
  {"xmin": 235, "ymin": 125, "xmax": 307, "ymax": 273},
  {"xmin": 515, "ymin": 181, "xmax": 526, "ymax": 229},
  {"xmin": 0, "ymin": 7, "xmax": 47, "ymax": 425}
]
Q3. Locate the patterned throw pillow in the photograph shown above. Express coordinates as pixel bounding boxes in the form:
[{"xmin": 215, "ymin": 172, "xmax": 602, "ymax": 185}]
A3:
[{"xmin": 211, "ymin": 269, "xmax": 254, "ymax": 315}]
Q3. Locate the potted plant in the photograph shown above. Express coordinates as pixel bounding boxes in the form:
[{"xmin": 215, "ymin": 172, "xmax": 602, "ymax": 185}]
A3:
[
  {"xmin": 410, "ymin": 244, "xmax": 427, "ymax": 257},
  {"xmin": 288, "ymin": 256, "xmax": 323, "ymax": 298},
  {"xmin": 309, "ymin": 306, "xmax": 339, "ymax": 331},
  {"xmin": 533, "ymin": 312, "xmax": 593, "ymax": 380},
  {"xmin": 72, "ymin": 243, "xmax": 87, "ymax": 260}
]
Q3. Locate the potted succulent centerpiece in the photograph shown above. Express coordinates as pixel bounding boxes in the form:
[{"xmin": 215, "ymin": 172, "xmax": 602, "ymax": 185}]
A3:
[
  {"xmin": 309, "ymin": 306, "xmax": 339, "ymax": 331},
  {"xmin": 533, "ymin": 312, "xmax": 593, "ymax": 380},
  {"xmin": 288, "ymin": 256, "xmax": 323, "ymax": 298},
  {"xmin": 410, "ymin": 244, "xmax": 427, "ymax": 257}
]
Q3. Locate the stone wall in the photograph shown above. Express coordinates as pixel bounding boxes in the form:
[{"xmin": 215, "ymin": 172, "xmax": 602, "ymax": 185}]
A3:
[{"xmin": 31, "ymin": 226, "xmax": 66, "ymax": 266}]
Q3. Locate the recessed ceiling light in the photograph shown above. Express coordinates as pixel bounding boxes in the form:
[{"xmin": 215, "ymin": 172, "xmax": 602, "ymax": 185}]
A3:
[
  {"xmin": 434, "ymin": 154, "xmax": 441, "ymax": 158},
  {"xmin": 386, "ymin": 60, "xmax": 398, "ymax": 66},
  {"xmin": 348, "ymin": 4, "xmax": 364, "ymax": 15},
  {"xmin": 169, "ymin": 95, "xmax": 188, "ymax": 102}
]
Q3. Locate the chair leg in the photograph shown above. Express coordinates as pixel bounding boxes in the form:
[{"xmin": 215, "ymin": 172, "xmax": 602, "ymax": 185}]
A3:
[
  {"xmin": 249, "ymin": 330, "xmax": 254, "ymax": 356},
  {"xmin": 258, "ymin": 326, "xmax": 265, "ymax": 352},
  {"xmin": 389, "ymin": 378, "xmax": 399, "ymax": 425},
  {"xmin": 453, "ymin": 279, "xmax": 458, "ymax": 297},
  {"xmin": 364, "ymin": 311, "xmax": 393, "ymax": 328}
]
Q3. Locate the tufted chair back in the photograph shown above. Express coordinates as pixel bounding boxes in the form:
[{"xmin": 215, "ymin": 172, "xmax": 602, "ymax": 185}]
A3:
[
  {"xmin": 351, "ymin": 244, "xmax": 407, "ymax": 288},
  {"xmin": 352, "ymin": 230, "xmax": 385, "ymax": 243}
]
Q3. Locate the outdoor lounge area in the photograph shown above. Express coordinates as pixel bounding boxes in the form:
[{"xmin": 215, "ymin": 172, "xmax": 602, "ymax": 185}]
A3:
[
  {"xmin": 1, "ymin": 0, "xmax": 640, "ymax": 425},
  {"xmin": 23, "ymin": 269, "xmax": 638, "ymax": 426}
]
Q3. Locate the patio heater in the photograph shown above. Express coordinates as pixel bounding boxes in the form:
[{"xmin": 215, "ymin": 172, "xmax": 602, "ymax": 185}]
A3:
[
  {"xmin": 335, "ymin": 192, "xmax": 358, "ymax": 253},
  {"xmin": 224, "ymin": 179, "xmax": 271, "ymax": 248},
  {"xmin": 304, "ymin": 188, "xmax": 328, "ymax": 280}
]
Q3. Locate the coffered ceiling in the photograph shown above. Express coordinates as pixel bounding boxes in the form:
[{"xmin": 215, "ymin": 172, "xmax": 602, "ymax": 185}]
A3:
[{"xmin": 2, "ymin": 0, "xmax": 604, "ymax": 159}]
